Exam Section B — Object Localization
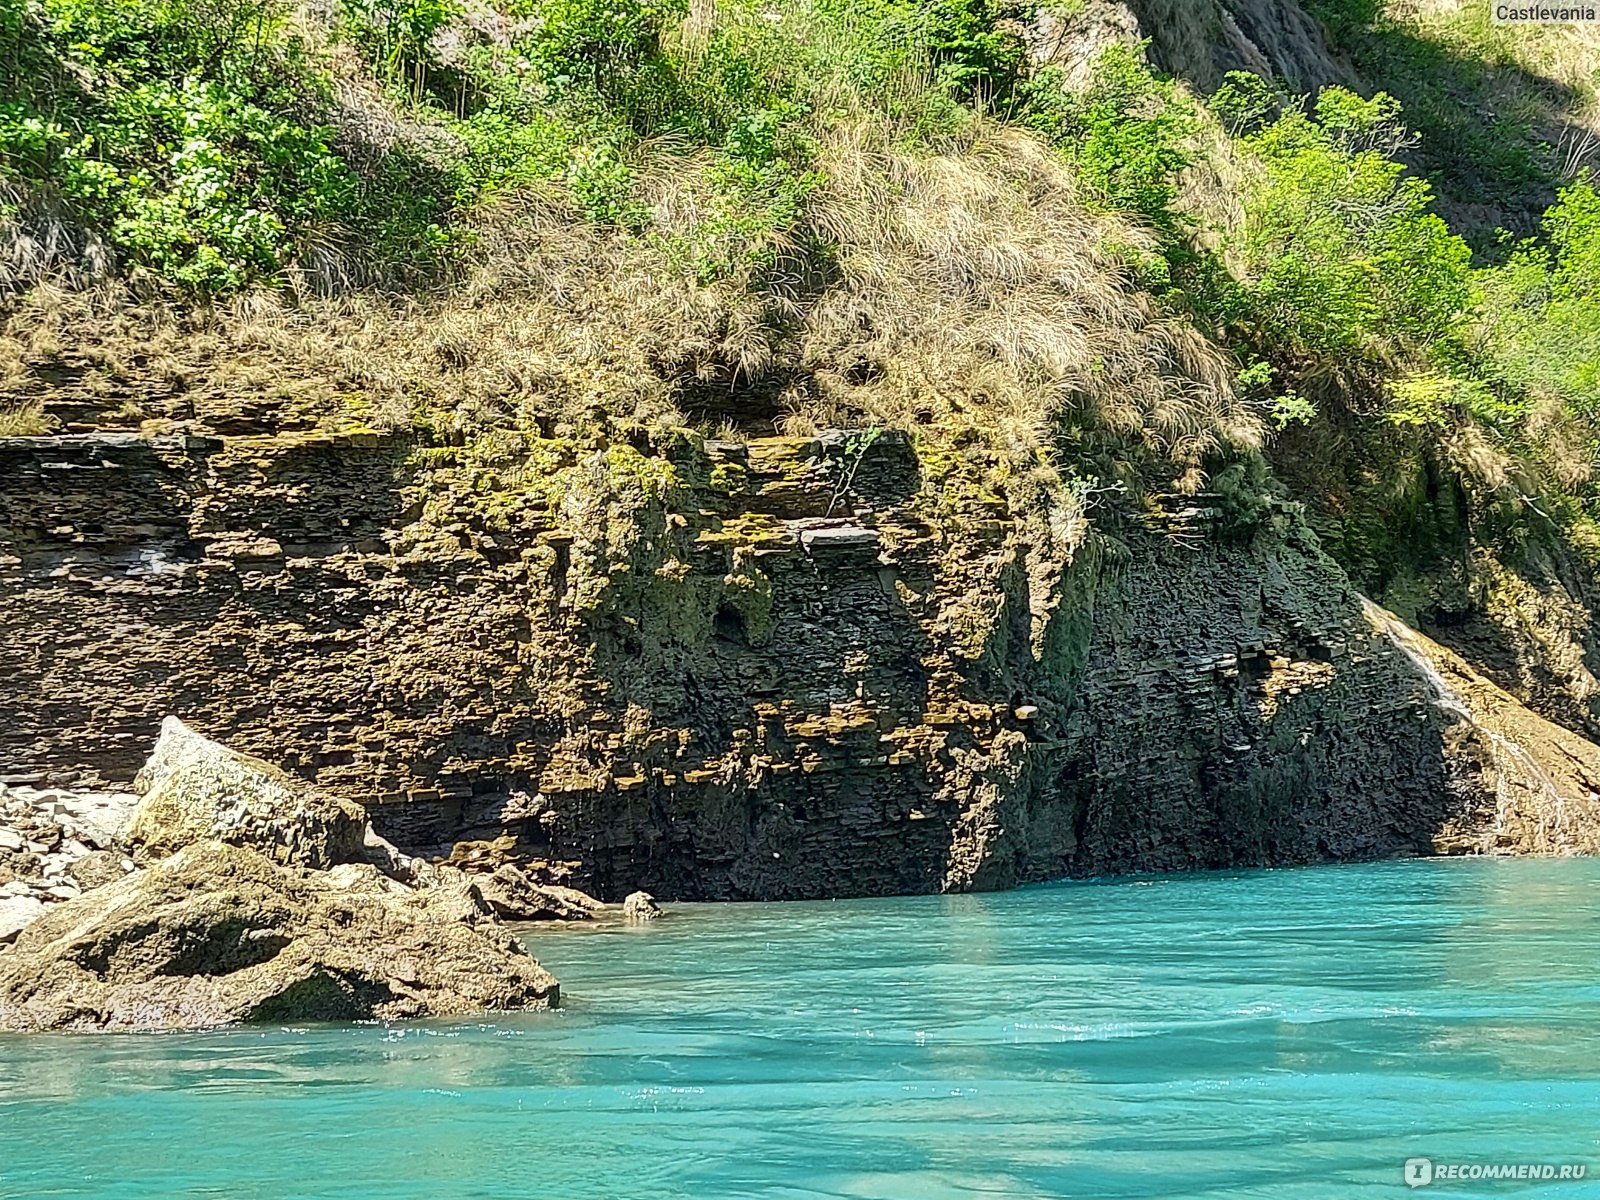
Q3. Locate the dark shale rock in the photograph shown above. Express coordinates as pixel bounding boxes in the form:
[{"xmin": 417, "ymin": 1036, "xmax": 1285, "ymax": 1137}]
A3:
[
  {"xmin": 0, "ymin": 428, "xmax": 1585, "ymax": 903},
  {"xmin": 0, "ymin": 841, "xmax": 558, "ymax": 1032}
]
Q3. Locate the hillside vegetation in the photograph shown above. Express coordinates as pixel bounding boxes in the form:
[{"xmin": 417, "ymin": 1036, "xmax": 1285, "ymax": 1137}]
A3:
[{"xmin": 3, "ymin": 0, "xmax": 1600, "ymax": 615}]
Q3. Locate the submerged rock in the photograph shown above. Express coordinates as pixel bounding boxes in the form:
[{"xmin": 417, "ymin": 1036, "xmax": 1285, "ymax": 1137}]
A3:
[
  {"xmin": 129, "ymin": 717, "xmax": 365, "ymax": 869},
  {"xmin": 476, "ymin": 864, "xmax": 605, "ymax": 922},
  {"xmin": 0, "ymin": 840, "xmax": 557, "ymax": 1032},
  {"xmin": 622, "ymin": 890, "xmax": 662, "ymax": 921}
]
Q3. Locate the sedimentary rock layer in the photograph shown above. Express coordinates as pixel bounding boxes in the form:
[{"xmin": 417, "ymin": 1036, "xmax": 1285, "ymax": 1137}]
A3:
[{"xmin": 0, "ymin": 426, "xmax": 1524, "ymax": 898}]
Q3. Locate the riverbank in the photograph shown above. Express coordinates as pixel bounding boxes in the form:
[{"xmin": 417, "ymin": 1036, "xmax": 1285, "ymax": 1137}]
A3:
[{"xmin": 0, "ymin": 720, "xmax": 569, "ymax": 1031}]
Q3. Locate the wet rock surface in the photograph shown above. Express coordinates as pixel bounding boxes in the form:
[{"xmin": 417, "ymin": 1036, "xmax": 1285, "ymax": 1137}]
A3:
[
  {"xmin": 0, "ymin": 841, "xmax": 558, "ymax": 1032},
  {"xmin": 1366, "ymin": 602, "xmax": 1600, "ymax": 857}
]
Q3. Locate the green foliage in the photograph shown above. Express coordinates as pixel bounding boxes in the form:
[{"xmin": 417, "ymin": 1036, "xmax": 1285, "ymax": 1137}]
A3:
[
  {"xmin": 1207, "ymin": 70, "xmax": 1277, "ymax": 136},
  {"xmin": 1210, "ymin": 455, "xmax": 1284, "ymax": 541},
  {"xmin": 1022, "ymin": 53, "xmax": 1474, "ymax": 433},
  {"xmin": 1237, "ymin": 361, "xmax": 1315, "ymax": 430},
  {"xmin": 1301, "ymin": 0, "xmax": 1565, "ymax": 239},
  {"xmin": 1021, "ymin": 44, "xmax": 1193, "ymax": 242},
  {"xmin": 521, "ymin": 0, "xmax": 684, "ymax": 119},
  {"xmin": 815, "ymin": 0, "xmax": 1029, "ymax": 105},
  {"xmin": 828, "ymin": 425, "xmax": 883, "ymax": 516},
  {"xmin": 0, "ymin": 0, "xmax": 1058, "ymax": 293},
  {"xmin": 1386, "ymin": 370, "xmax": 1519, "ymax": 429},
  {"xmin": 339, "ymin": 0, "xmax": 462, "ymax": 100},
  {"xmin": 1231, "ymin": 88, "xmax": 1473, "ymax": 361},
  {"xmin": 1478, "ymin": 180, "xmax": 1600, "ymax": 428},
  {"xmin": 1545, "ymin": 178, "xmax": 1600, "ymax": 293},
  {"xmin": 0, "ymin": 0, "xmax": 468, "ymax": 290},
  {"xmin": 565, "ymin": 142, "xmax": 640, "ymax": 225}
]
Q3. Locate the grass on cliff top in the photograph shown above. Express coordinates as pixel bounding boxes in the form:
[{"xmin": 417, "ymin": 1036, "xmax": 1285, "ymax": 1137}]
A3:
[
  {"xmin": 1303, "ymin": 0, "xmax": 1600, "ymax": 242},
  {"xmin": 8, "ymin": 0, "xmax": 1596, "ymax": 547},
  {"xmin": 0, "ymin": 0, "xmax": 1263, "ymax": 496}
]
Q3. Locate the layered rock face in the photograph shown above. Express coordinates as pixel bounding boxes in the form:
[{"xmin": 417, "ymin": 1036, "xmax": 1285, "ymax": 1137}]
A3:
[
  {"xmin": 1365, "ymin": 601, "xmax": 1600, "ymax": 857},
  {"xmin": 0, "ymin": 426, "xmax": 1517, "ymax": 900}
]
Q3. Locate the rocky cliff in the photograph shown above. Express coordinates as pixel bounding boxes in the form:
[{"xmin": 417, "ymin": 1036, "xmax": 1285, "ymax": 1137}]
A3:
[{"xmin": 1, "ymin": 420, "xmax": 1535, "ymax": 900}]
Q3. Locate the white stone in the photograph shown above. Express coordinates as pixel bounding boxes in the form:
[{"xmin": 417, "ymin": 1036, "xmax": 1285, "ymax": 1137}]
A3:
[
  {"xmin": 0, "ymin": 828, "xmax": 22, "ymax": 852},
  {"xmin": 0, "ymin": 894, "xmax": 45, "ymax": 942}
]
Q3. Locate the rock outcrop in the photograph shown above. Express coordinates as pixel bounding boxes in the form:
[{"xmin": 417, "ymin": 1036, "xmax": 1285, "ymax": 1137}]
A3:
[
  {"xmin": 622, "ymin": 890, "xmax": 662, "ymax": 921},
  {"xmin": 1026, "ymin": 0, "xmax": 1355, "ymax": 94},
  {"xmin": 0, "ymin": 840, "xmax": 558, "ymax": 1032},
  {"xmin": 0, "ymin": 781, "xmax": 138, "ymax": 941},
  {"xmin": 476, "ymin": 864, "xmax": 606, "ymax": 922},
  {"xmin": 0, "ymin": 723, "xmax": 566, "ymax": 1031},
  {"xmin": 2, "ymin": 427, "xmax": 1594, "ymax": 903},
  {"xmin": 1366, "ymin": 602, "xmax": 1600, "ymax": 857},
  {"xmin": 129, "ymin": 717, "xmax": 365, "ymax": 869}
]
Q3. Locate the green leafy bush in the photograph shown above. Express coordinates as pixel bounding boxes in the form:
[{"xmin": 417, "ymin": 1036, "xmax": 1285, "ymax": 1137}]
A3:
[
  {"xmin": 0, "ymin": 0, "xmax": 464, "ymax": 290},
  {"xmin": 340, "ymin": 0, "xmax": 462, "ymax": 100},
  {"xmin": 1231, "ymin": 88, "xmax": 1473, "ymax": 362},
  {"xmin": 1478, "ymin": 180, "xmax": 1600, "ymax": 427},
  {"xmin": 1021, "ymin": 44, "xmax": 1193, "ymax": 242}
]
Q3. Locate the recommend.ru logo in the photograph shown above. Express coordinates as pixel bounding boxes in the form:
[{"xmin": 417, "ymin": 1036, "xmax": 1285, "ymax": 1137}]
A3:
[{"xmin": 1404, "ymin": 1157, "xmax": 1589, "ymax": 1187}]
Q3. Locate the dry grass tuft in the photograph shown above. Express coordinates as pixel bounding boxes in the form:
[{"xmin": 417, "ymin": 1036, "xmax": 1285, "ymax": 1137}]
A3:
[
  {"xmin": 0, "ymin": 399, "xmax": 53, "ymax": 436},
  {"xmin": 804, "ymin": 118, "xmax": 1260, "ymax": 470}
]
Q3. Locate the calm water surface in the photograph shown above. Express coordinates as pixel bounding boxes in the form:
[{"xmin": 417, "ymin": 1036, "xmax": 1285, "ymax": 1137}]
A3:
[{"xmin": 2, "ymin": 858, "xmax": 1599, "ymax": 1199}]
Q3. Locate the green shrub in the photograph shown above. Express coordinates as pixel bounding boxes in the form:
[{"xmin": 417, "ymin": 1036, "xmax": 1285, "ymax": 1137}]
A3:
[
  {"xmin": 0, "ymin": 0, "xmax": 466, "ymax": 290},
  {"xmin": 520, "ymin": 0, "xmax": 684, "ymax": 116},
  {"xmin": 1231, "ymin": 88, "xmax": 1473, "ymax": 362},
  {"xmin": 815, "ymin": 0, "xmax": 1027, "ymax": 105},
  {"xmin": 339, "ymin": 0, "xmax": 462, "ymax": 100},
  {"xmin": 1478, "ymin": 180, "xmax": 1600, "ymax": 427},
  {"xmin": 1021, "ymin": 44, "xmax": 1192, "ymax": 242}
]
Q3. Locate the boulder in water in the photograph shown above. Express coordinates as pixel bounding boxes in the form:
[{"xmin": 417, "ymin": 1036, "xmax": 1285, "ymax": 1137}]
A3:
[
  {"xmin": 622, "ymin": 890, "xmax": 662, "ymax": 921},
  {"xmin": 129, "ymin": 717, "xmax": 365, "ymax": 869},
  {"xmin": 0, "ymin": 840, "xmax": 558, "ymax": 1032},
  {"xmin": 476, "ymin": 864, "xmax": 605, "ymax": 922}
]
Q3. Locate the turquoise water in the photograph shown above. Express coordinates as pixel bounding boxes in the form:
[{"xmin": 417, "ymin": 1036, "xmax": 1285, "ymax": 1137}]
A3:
[{"xmin": 3, "ymin": 858, "xmax": 1599, "ymax": 1199}]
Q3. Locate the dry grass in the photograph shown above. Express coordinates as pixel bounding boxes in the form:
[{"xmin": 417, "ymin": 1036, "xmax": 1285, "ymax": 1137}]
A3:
[
  {"xmin": 2, "ymin": 111, "xmax": 1260, "ymax": 489},
  {"xmin": 0, "ymin": 0, "xmax": 1264, "ymax": 498},
  {"xmin": 1385, "ymin": 0, "xmax": 1600, "ymax": 178},
  {"xmin": 804, "ymin": 119, "xmax": 1259, "ymax": 469},
  {"xmin": 0, "ymin": 400, "xmax": 53, "ymax": 436}
]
